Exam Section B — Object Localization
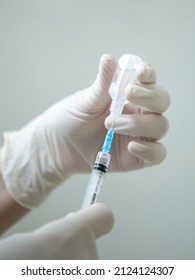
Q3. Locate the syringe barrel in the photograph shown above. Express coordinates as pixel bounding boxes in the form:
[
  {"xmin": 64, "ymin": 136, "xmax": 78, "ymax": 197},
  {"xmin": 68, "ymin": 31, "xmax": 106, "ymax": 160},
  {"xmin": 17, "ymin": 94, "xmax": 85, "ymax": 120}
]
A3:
[
  {"xmin": 81, "ymin": 169, "xmax": 106, "ymax": 208},
  {"xmin": 81, "ymin": 151, "xmax": 111, "ymax": 208}
]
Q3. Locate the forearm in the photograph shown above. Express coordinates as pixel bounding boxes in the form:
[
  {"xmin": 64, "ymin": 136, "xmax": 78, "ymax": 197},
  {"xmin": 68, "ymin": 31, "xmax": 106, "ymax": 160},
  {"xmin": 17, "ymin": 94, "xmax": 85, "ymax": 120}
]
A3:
[{"xmin": 0, "ymin": 151, "xmax": 29, "ymax": 234}]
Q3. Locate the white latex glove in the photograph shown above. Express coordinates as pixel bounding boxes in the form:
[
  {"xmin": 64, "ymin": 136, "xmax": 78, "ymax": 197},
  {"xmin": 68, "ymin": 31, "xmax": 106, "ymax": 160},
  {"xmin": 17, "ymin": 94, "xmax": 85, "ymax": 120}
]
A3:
[
  {"xmin": 0, "ymin": 54, "xmax": 170, "ymax": 208},
  {"xmin": 0, "ymin": 203, "xmax": 114, "ymax": 260}
]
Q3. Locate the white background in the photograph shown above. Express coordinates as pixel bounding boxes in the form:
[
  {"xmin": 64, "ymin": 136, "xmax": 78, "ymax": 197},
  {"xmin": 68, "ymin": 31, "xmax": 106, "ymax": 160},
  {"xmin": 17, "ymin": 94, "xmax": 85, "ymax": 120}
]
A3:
[{"xmin": 0, "ymin": 0, "xmax": 195, "ymax": 259}]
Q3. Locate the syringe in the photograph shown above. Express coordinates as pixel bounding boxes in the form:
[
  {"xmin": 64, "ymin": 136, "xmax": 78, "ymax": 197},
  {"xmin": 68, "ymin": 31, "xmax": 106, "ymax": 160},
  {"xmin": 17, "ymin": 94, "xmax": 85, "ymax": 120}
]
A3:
[
  {"xmin": 81, "ymin": 54, "xmax": 142, "ymax": 208},
  {"xmin": 81, "ymin": 128, "xmax": 114, "ymax": 208}
]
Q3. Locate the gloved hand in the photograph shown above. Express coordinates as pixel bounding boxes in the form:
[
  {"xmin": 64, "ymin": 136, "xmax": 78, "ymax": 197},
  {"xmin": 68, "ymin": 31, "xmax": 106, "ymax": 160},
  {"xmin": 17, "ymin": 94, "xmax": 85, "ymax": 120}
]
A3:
[
  {"xmin": 0, "ymin": 54, "xmax": 170, "ymax": 208},
  {"xmin": 0, "ymin": 203, "xmax": 114, "ymax": 260}
]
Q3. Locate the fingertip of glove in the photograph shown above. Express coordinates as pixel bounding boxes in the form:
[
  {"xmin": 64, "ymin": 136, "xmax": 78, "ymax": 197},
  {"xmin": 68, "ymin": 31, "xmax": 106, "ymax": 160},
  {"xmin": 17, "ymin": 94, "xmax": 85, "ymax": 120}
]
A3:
[
  {"xmin": 100, "ymin": 54, "xmax": 117, "ymax": 63},
  {"xmin": 128, "ymin": 141, "xmax": 147, "ymax": 154},
  {"xmin": 99, "ymin": 54, "xmax": 117, "ymax": 72},
  {"xmin": 136, "ymin": 62, "xmax": 157, "ymax": 84},
  {"xmin": 128, "ymin": 141, "xmax": 167, "ymax": 164},
  {"xmin": 95, "ymin": 55, "xmax": 117, "ymax": 92},
  {"xmin": 92, "ymin": 202, "xmax": 115, "ymax": 224},
  {"xmin": 76, "ymin": 203, "xmax": 115, "ymax": 238},
  {"xmin": 104, "ymin": 116, "xmax": 113, "ymax": 129}
]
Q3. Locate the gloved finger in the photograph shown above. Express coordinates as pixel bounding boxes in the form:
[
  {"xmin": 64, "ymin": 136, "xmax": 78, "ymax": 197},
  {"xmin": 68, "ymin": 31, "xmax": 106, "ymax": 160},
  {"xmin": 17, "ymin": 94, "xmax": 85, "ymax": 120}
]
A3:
[
  {"xmin": 105, "ymin": 113, "xmax": 169, "ymax": 140},
  {"xmin": 90, "ymin": 54, "xmax": 116, "ymax": 109},
  {"xmin": 128, "ymin": 140, "xmax": 167, "ymax": 166},
  {"xmin": 125, "ymin": 83, "xmax": 171, "ymax": 113},
  {"xmin": 97, "ymin": 54, "xmax": 117, "ymax": 92},
  {"xmin": 67, "ymin": 203, "xmax": 115, "ymax": 239},
  {"xmin": 135, "ymin": 62, "xmax": 157, "ymax": 84}
]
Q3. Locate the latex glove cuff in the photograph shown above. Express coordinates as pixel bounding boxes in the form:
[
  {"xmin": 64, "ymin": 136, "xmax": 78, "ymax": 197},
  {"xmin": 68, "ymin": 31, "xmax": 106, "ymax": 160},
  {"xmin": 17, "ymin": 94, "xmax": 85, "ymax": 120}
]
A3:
[{"xmin": 0, "ymin": 119, "xmax": 69, "ymax": 209}]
